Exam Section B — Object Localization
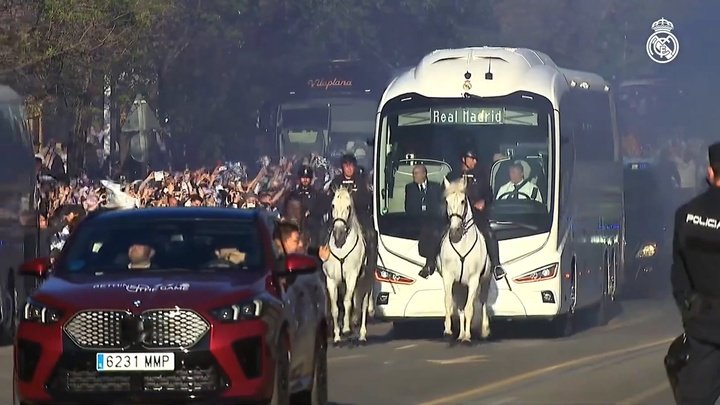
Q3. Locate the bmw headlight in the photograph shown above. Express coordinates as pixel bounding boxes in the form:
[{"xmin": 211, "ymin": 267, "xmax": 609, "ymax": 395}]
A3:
[
  {"xmin": 21, "ymin": 299, "xmax": 63, "ymax": 324},
  {"xmin": 636, "ymin": 243, "xmax": 657, "ymax": 258},
  {"xmin": 210, "ymin": 299, "xmax": 263, "ymax": 322},
  {"xmin": 513, "ymin": 263, "xmax": 559, "ymax": 284}
]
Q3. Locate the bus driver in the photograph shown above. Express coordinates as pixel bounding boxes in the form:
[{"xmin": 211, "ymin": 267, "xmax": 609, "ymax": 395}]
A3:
[{"xmin": 495, "ymin": 161, "xmax": 543, "ymax": 203}]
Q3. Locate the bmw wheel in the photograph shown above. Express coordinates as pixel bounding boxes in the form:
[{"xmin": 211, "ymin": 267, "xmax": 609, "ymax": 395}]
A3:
[
  {"xmin": 0, "ymin": 270, "xmax": 16, "ymax": 345},
  {"xmin": 270, "ymin": 334, "xmax": 291, "ymax": 405},
  {"xmin": 293, "ymin": 332, "xmax": 328, "ymax": 405}
]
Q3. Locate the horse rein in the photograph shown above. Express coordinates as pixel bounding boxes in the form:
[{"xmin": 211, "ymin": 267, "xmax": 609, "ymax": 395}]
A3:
[{"xmin": 446, "ymin": 196, "xmax": 479, "ymax": 281}]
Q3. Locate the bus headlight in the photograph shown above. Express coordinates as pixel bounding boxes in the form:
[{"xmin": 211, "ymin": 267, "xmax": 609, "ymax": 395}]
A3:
[
  {"xmin": 636, "ymin": 243, "xmax": 657, "ymax": 258},
  {"xmin": 513, "ymin": 263, "xmax": 558, "ymax": 284},
  {"xmin": 375, "ymin": 268, "xmax": 414, "ymax": 285}
]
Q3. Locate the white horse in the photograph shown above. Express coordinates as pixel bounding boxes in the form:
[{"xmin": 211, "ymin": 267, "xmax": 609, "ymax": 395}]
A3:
[
  {"xmin": 439, "ymin": 178, "xmax": 492, "ymax": 343},
  {"xmin": 323, "ymin": 186, "xmax": 369, "ymax": 344}
]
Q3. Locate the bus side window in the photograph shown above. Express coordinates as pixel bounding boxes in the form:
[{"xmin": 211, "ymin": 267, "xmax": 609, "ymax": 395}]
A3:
[
  {"xmin": 559, "ymin": 93, "xmax": 576, "ymax": 205},
  {"xmin": 574, "ymin": 91, "xmax": 614, "ymax": 162}
]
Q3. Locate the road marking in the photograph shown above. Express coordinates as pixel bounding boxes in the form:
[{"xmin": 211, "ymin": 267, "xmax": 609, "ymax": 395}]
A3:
[
  {"xmin": 602, "ymin": 314, "xmax": 660, "ymax": 331},
  {"xmin": 618, "ymin": 382, "xmax": 671, "ymax": 405},
  {"xmin": 427, "ymin": 355, "xmax": 489, "ymax": 365},
  {"xmin": 419, "ymin": 336, "xmax": 674, "ymax": 405},
  {"xmin": 395, "ymin": 344, "xmax": 417, "ymax": 350},
  {"xmin": 328, "ymin": 354, "xmax": 365, "ymax": 362},
  {"xmin": 486, "ymin": 398, "xmax": 517, "ymax": 405}
]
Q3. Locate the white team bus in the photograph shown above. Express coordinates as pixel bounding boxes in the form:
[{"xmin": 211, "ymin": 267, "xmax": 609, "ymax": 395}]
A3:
[{"xmin": 372, "ymin": 47, "xmax": 624, "ymax": 336}]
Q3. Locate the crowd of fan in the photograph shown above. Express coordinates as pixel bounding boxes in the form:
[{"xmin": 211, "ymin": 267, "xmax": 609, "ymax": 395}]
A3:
[{"xmin": 36, "ymin": 153, "xmax": 342, "ymax": 257}]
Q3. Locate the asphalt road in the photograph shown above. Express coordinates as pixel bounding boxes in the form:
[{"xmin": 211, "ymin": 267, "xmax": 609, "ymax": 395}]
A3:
[{"xmin": 0, "ymin": 297, "xmax": 680, "ymax": 405}]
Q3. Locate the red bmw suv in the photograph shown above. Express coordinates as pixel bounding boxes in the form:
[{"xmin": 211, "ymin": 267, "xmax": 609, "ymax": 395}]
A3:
[{"xmin": 14, "ymin": 208, "xmax": 328, "ymax": 405}]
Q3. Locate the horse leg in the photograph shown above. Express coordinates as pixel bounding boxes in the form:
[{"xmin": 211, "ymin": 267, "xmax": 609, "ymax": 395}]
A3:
[
  {"xmin": 367, "ymin": 285, "xmax": 375, "ymax": 317},
  {"xmin": 457, "ymin": 308, "xmax": 466, "ymax": 342},
  {"xmin": 326, "ymin": 277, "xmax": 342, "ymax": 344},
  {"xmin": 479, "ymin": 262, "xmax": 492, "ymax": 339},
  {"xmin": 359, "ymin": 292, "xmax": 369, "ymax": 343},
  {"xmin": 462, "ymin": 276, "xmax": 480, "ymax": 343},
  {"xmin": 442, "ymin": 275, "xmax": 454, "ymax": 338},
  {"xmin": 343, "ymin": 274, "xmax": 358, "ymax": 337}
]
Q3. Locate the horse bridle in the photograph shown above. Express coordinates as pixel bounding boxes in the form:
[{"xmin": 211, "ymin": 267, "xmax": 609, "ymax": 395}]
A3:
[
  {"xmin": 329, "ymin": 205, "xmax": 361, "ymax": 273},
  {"xmin": 446, "ymin": 196, "xmax": 479, "ymax": 281}
]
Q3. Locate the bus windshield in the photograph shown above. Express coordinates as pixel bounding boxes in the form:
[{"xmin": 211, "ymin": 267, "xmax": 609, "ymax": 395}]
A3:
[
  {"xmin": 616, "ymin": 81, "xmax": 687, "ymax": 158},
  {"xmin": 375, "ymin": 94, "xmax": 554, "ymax": 240},
  {"xmin": 0, "ymin": 102, "xmax": 29, "ymax": 148},
  {"xmin": 278, "ymin": 104, "xmax": 328, "ymax": 156},
  {"xmin": 278, "ymin": 98, "xmax": 376, "ymax": 164},
  {"xmin": 328, "ymin": 98, "xmax": 376, "ymax": 167}
]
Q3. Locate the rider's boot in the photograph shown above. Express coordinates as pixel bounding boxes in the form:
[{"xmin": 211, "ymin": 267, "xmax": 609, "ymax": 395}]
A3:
[
  {"xmin": 418, "ymin": 256, "xmax": 437, "ymax": 279},
  {"xmin": 485, "ymin": 228, "xmax": 501, "ymax": 271},
  {"xmin": 363, "ymin": 229, "xmax": 378, "ymax": 276}
]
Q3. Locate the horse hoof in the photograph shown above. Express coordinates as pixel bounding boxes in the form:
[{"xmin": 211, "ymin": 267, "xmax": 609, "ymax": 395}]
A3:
[
  {"xmin": 358, "ymin": 339, "xmax": 367, "ymax": 346},
  {"xmin": 332, "ymin": 340, "xmax": 342, "ymax": 347},
  {"xmin": 460, "ymin": 339, "xmax": 472, "ymax": 346}
]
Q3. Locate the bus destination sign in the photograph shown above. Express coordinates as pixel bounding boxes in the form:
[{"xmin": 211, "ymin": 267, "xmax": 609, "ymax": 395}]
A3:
[
  {"xmin": 430, "ymin": 107, "xmax": 504, "ymax": 125},
  {"xmin": 307, "ymin": 78, "xmax": 353, "ymax": 90}
]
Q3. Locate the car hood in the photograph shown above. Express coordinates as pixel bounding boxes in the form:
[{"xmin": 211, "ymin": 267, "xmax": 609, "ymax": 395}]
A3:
[{"xmin": 33, "ymin": 271, "xmax": 267, "ymax": 312}]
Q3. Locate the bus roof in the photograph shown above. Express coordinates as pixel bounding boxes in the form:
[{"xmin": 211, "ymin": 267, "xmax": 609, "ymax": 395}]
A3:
[
  {"xmin": 0, "ymin": 85, "xmax": 22, "ymax": 104},
  {"xmin": 380, "ymin": 47, "xmax": 609, "ymax": 107}
]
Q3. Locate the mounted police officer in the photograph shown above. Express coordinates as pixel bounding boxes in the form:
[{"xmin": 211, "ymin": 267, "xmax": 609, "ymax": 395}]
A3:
[
  {"xmin": 418, "ymin": 150, "xmax": 500, "ymax": 278},
  {"xmin": 667, "ymin": 142, "xmax": 720, "ymax": 404},
  {"xmin": 323, "ymin": 153, "xmax": 378, "ymax": 275},
  {"xmin": 286, "ymin": 165, "xmax": 323, "ymax": 248}
]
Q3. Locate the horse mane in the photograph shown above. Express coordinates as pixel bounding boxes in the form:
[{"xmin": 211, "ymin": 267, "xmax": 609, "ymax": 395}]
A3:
[
  {"xmin": 333, "ymin": 186, "xmax": 362, "ymax": 232},
  {"xmin": 443, "ymin": 178, "xmax": 467, "ymax": 198}
]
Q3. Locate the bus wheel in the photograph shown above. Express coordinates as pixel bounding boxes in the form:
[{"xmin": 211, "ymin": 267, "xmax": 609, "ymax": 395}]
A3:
[
  {"xmin": 593, "ymin": 251, "xmax": 611, "ymax": 327},
  {"xmin": 545, "ymin": 259, "xmax": 576, "ymax": 338}
]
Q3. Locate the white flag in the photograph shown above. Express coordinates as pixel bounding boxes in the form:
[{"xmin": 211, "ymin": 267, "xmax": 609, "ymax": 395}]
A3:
[{"xmin": 100, "ymin": 180, "xmax": 139, "ymax": 209}]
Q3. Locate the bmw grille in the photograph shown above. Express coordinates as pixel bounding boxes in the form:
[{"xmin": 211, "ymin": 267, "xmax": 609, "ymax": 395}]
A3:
[{"xmin": 64, "ymin": 309, "xmax": 210, "ymax": 349}]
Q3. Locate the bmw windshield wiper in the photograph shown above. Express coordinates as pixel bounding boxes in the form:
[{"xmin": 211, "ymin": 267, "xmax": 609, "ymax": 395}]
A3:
[{"xmin": 489, "ymin": 220, "xmax": 540, "ymax": 231}]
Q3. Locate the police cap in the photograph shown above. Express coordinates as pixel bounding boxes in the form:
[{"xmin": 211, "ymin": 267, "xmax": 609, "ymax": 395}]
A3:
[
  {"xmin": 297, "ymin": 165, "xmax": 313, "ymax": 178},
  {"xmin": 462, "ymin": 150, "xmax": 478, "ymax": 159},
  {"xmin": 341, "ymin": 153, "xmax": 357, "ymax": 165},
  {"xmin": 709, "ymin": 142, "xmax": 720, "ymax": 165}
]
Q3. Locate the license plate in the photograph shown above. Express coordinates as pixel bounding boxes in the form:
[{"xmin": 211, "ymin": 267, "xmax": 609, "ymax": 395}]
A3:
[{"xmin": 95, "ymin": 353, "xmax": 175, "ymax": 372}]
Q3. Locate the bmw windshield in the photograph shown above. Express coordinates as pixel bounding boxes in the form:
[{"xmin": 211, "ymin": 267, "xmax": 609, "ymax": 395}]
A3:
[
  {"xmin": 56, "ymin": 218, "xmax": 266, "ymax": 275},
  {"xmin": 375, "ymin": 93, "xmax": 554, "ymax": 240}
]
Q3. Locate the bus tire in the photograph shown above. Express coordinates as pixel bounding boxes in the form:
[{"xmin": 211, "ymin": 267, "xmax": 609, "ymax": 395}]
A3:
[{"xmin": 546, "ymin": 258, "xmax": 577, "ymax": 338}]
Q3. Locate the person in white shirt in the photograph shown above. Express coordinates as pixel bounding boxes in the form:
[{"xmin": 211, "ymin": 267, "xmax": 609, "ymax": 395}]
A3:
[{"xmin": 495, "ymin": 162, "xmax": 542, "ymax": 203}]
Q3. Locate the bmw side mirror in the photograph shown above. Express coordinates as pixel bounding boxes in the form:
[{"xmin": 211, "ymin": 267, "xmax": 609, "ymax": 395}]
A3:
[
  {"xmin": 278, "ymin": 253, "xmax": 318, "ymax": 276},
  {"xmin": 19, "ymin": 257, "xmax": 52, "ymax": 279}
]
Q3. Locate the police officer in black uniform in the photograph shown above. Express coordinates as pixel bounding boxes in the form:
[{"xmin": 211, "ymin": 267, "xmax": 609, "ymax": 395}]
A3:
[
  {"xmin": 418, "ymin": 150, "xmax": 500, "ymax": 278},
  {"xmin": 323, "ymin": 153, "xmax": 378, "ymax": 275},
  {"xmin": 668, "ymin": 142, "xmax": 720, "ymax": 404},
  {"xmin": 286, "ymin": 165, "xmax": 323, "ymax": 247}
]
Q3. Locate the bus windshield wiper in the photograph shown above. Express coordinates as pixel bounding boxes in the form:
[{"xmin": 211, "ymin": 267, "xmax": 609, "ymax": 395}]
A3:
[
  {"xmin": 489, "ymin": 220, "xmax": 540, "ymax": 231},
  {"xmin": 463, "ymin": 92, "xmax": 482, "ymax": 100}
]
